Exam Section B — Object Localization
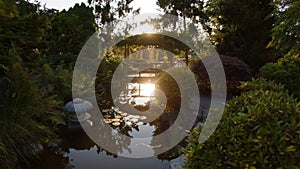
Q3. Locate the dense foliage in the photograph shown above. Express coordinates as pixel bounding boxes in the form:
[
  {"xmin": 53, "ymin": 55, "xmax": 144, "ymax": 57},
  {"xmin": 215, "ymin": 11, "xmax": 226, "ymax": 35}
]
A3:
[
  {"xmin": 96, "ymin": 57, "xmax": 122, "ymax": 100},
  {"xmin": 0, "ymin": 63, "xmax": 65, "ymax": 169},
  {"xmin": 0, "ymin": 0, "xmax": 50, "ymax": 68},
  {"xmin": 206, "ymin": 0, "xmax": 275, "ymax": 70},
  {"xmin": 157, "ymin": 0, "xmax": 210, "ymax": 32},
  {"xmin": 156, "ymin": 69, "xmax": 181, "ymax": 111},
  {"xmin": 191, "ymin": 55, "xmax": 252, "ymax": 96},
  {"xmin": 0, "ymin": 1, "xmax": 63, "ymax": 168},
  {"xmin": 156, "ymin": 0, "xmax": 277, "ymax": 71},
  {"xmin": 0, "ymin": 0, "xmax": 96, "ymax": 168},
  {"xmin": 260, "ymin": 54, "xmax": 300, "ymax": 99},
  {"xmin": 88, "ymin": 0, "xmax": 139, "ymax": 25},
  {"xmin": 268, "ymin": 0, "xmax": 300, "ymax": 58},
  {"xmin": 46, "ymin": 3, "xmax": 96, "ymax": 57},
  {"xmin": 1, "ymin": 0, "xmax": 299, "ymax": 168},
  {"xmin": 183, "ymin": 78, "xmax": 300, "ymax": 168}
]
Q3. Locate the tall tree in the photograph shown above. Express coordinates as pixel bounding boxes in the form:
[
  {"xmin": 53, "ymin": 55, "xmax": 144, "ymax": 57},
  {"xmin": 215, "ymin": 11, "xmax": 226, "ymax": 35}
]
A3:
[
  {"xmin": 268, "ymin": 0, "xmax": 300, "ymax": 57},
  {"xmin": 88, "ymin": 0, "xmax": 140, "ymax": 25},
  {"xmin": 207, "ymin": 0, "xmax": 275, "ymax": 70},
  {"xmin": 46, "ymin": 3, "xmax": 96, "ymax": 56},
  {"xmin": 157, "ymin": 0, "xmax": 210, "ymax": 32},
  {"xmin": 157, "ymin": 0, "xmax": 211, "ymax": 65},
  {"xmin": 0, "ymin": 0, "xmax": 50, "ymax": 67},
  {"xmin": 0, "ymin": 1, "xmax": 66, "ymax": 168}
]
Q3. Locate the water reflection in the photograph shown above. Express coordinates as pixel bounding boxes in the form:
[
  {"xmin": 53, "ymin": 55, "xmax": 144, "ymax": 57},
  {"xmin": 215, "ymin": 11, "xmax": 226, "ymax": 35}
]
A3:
[
  {"xmin": 128, "ymin": 83, "xmax": 155, "ymax": 97},
  {"xmin": 30, "ymin": 129, "xmax": 171, "ymax": 169},
  {"xmin": 117, "ymin": 75, "xmax": 157, "ymax": 106},
  {"xmin": 67, "ymin": 147, "xmax": 170, "ymax": 169},
  {"xmin": 30, "ymin": 71, "xmax": 187, "ymax": 168},
  {"xmin": 29, "ymin": 90, "xmax": 185, "ymax": 169}
]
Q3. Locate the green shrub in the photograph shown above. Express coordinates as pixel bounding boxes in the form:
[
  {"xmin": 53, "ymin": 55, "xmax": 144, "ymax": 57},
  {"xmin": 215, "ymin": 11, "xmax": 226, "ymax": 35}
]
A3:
[
  {"xmin": 191, "ymin": 55, "xmax": 252, "ymax": 96},
  {"xmin": 44, "ymin": 54, "xmax": 78, "ymax": 67},
  {"xmin": 96, "ymin": 57, "xmax": 122, "ymax": 100},
  {"xmin": 155, "ymin": 67, "xmax": 196, "ymax": 111},
  {"xmin": 260, "ymin": 54, "xmax": 300, "ymax": 99},
  {"xmin": 156, "ymin": 70, "xmax": 181, "ymax": 111},
  {"xmin": 39, "ymin": 63, "xmax": 73, "ymax": 102},
  {"xmin": 183, "ymin": 78, "xmax": 300, "ymax": 168},
  {"xmin": 0, "ymin": 63, "xmax": 65, "ymax": 169}
]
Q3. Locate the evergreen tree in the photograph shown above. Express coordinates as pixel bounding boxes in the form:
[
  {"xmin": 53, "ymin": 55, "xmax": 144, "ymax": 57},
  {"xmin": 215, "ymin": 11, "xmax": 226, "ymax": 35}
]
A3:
[
  {"xmin": 207, "ymin": 0, "xmax": 275, "ymax": 70},
  {"xmin": 88, "ymin": 0, "xmax": 140, "ymax": 25},
  {"xmin": 46, "ymin": 3, "xmax": 96, "ymax": 56},
  {"xmin": 268, "ymin": 0, "xmax": 300, "ymax": 57},
  {"xmin": 157, "ymin": 0, "xmax": 210, "ymax": 32}
]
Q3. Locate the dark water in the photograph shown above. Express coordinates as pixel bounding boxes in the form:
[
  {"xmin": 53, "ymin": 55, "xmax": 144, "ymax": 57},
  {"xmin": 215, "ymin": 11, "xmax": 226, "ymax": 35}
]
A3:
[
  {"xmin": 28, "ymin": 70, "xmax": 213, "ymax": 169},
  {"xmin": 30, "ymin": 103, "xmax": 182, "ymax": 169},
  {"xmin": 31, "ymin": 130, "xmax": 172, "ymax": 169}
]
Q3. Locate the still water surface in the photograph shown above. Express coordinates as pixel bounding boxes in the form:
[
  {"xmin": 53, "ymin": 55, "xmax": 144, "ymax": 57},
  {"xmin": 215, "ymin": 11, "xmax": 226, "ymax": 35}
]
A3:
[{"xmin": 30, "ymin": 78, "xmax": 184, "ymax": 169}]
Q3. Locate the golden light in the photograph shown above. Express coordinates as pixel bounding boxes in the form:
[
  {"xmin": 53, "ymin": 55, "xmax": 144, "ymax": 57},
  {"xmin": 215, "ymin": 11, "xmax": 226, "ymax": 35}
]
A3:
[{"xmin": 140, "ymin": 83, "xmax": 155, "ymax": 96}]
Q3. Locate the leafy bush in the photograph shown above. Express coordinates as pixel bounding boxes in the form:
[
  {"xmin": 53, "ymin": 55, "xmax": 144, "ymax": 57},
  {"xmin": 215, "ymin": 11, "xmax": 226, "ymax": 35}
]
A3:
[
  {"xmin": 155, "ymin": 67, "xmax": 197, "ymax": 111},
  {"xmin": 183, "ymin": 78, "xmax": 300, "ymax": 168},
  {"xmin": 39, "ymin": 63, "xmax": 73, "ymax": 102},
  {"xmin": 191, "ymin": 55, "xmax": 252, "ymax": 96},
  {"xmin": 260, "ymin": 54, "xmax": 300, "ymax": 99},
  {"xmin": 156, "ymin": 70, "xmax": 181, "ymax": 111},
  {"xmin": 96, "ymin": 57, "xmax": 122, "ymax": 100},
  {"xmin": 0, "ymin": 63, "xmax": 65, "ymax": 169},
  {"xmin": 44, "ymin": 54, "xmax": 78, "ymax": 67}
]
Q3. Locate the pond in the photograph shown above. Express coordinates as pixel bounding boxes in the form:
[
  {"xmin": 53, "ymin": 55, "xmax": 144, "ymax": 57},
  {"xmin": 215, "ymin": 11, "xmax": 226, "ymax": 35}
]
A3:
[
  {"xmin": 28, "ymin": 72, "xmax": 212, "ymax": 169},
  {"xmin": 30, "ymin": 130, "xmax": 173, "ymax": 169},
  {"xmin": 29, "ymin": 105, "xmax": 184, "ymax": 169}
]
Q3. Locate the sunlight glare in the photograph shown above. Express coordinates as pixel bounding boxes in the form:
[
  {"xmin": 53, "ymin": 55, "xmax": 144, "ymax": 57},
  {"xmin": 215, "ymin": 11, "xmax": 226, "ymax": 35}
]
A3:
[{"xmin": 140, "ymin": 83, "xmax": 155, "ymax": 96}]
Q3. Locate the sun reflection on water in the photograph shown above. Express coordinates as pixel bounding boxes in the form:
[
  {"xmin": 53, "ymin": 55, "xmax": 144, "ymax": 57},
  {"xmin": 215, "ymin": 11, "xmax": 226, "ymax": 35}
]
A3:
[{"xmin": 140, "ymin": 83, "xmax": 155, "ymax": 97}]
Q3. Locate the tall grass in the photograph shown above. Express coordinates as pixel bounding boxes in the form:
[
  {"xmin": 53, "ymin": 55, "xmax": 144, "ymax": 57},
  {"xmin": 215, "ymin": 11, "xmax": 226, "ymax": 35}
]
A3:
[{"xmin": 0, "ymin": 63, "xmax": 65, "ymax": 169}]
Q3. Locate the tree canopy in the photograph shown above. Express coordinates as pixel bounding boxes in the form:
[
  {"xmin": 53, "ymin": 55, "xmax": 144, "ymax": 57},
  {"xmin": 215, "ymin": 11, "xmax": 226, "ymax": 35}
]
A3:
[
  {"xmin": 0, "ymin": 0, "xmax": 299, "ymax": 168},
  {"xmin": 116, "ymin": 33, "xmax": 189, "ymax": 54},
  {"xmin": 88, "ymin": 0, "xmax": 140, "ymax": 25},
  {"xmin": 46, "ymin": 3, "xmax": 96, "ymax": 56},
  {"xmin": 268, "ymin": 0, "xmax": 300, "ymax": 57},
  {"xmin": 157, "ymin": 0, "xmax": 210, "ymax": 32},
  {"xmin": 205, "ymin": 0, "xmax": 275, "ymax": 70}
]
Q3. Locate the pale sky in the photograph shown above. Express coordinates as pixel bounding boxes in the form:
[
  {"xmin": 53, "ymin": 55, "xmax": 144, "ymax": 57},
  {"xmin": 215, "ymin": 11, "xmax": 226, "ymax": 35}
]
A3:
[{"xmin": 33, "ymin": 0, "xmax": 161, "ymax": 13}]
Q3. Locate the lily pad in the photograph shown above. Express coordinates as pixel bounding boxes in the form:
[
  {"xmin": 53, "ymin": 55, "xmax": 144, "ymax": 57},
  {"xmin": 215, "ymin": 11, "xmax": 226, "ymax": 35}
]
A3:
[
  {"xmin": 104, "ymin": 115, "xmax": 111, "ymax": 118},
  {"xmin": 130, "ymin": 118, "xmax": 139, "ymax": 123},
  {"xmin": 102, "ymin": 109, "xmax": 110, "ymax": 113},
  {"xmin": 125, "ymin": 121, "xmax": 132, "ymax": 126},
  {"xmin": 115, "ymin": 115, "xmax": 122, "ymax": 119},
  {"xmin": 112, "ymin": 122, "xmax": 120, "ymax": 126},
  {"xmin": 121, "ymin": 113, "xmax": 128, "ymax": 116},
  {"xmin": 116, "ymin": 110, "xmax": 123, "ymax": 114},
  {"xmin": 128, "ymin": 115, "xmax": 140, "ymax": 119},
  {"xmin": 111, "ymin": 118, "xmax": 120, "ymax": 122},
  {"xmin": 139, "ymin": 116, "xmax": 147, "ymax": 120},
  {"xmin": 136, "ymin": 122, "xmax": 144, "ymax": 125},
  {"xmin": 123, "ymin": 117, "xmax": 130, "ymax": 121},
  {"xmin": 104, "ymin": 119, "xmax": 112, "ymax": 124}
]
